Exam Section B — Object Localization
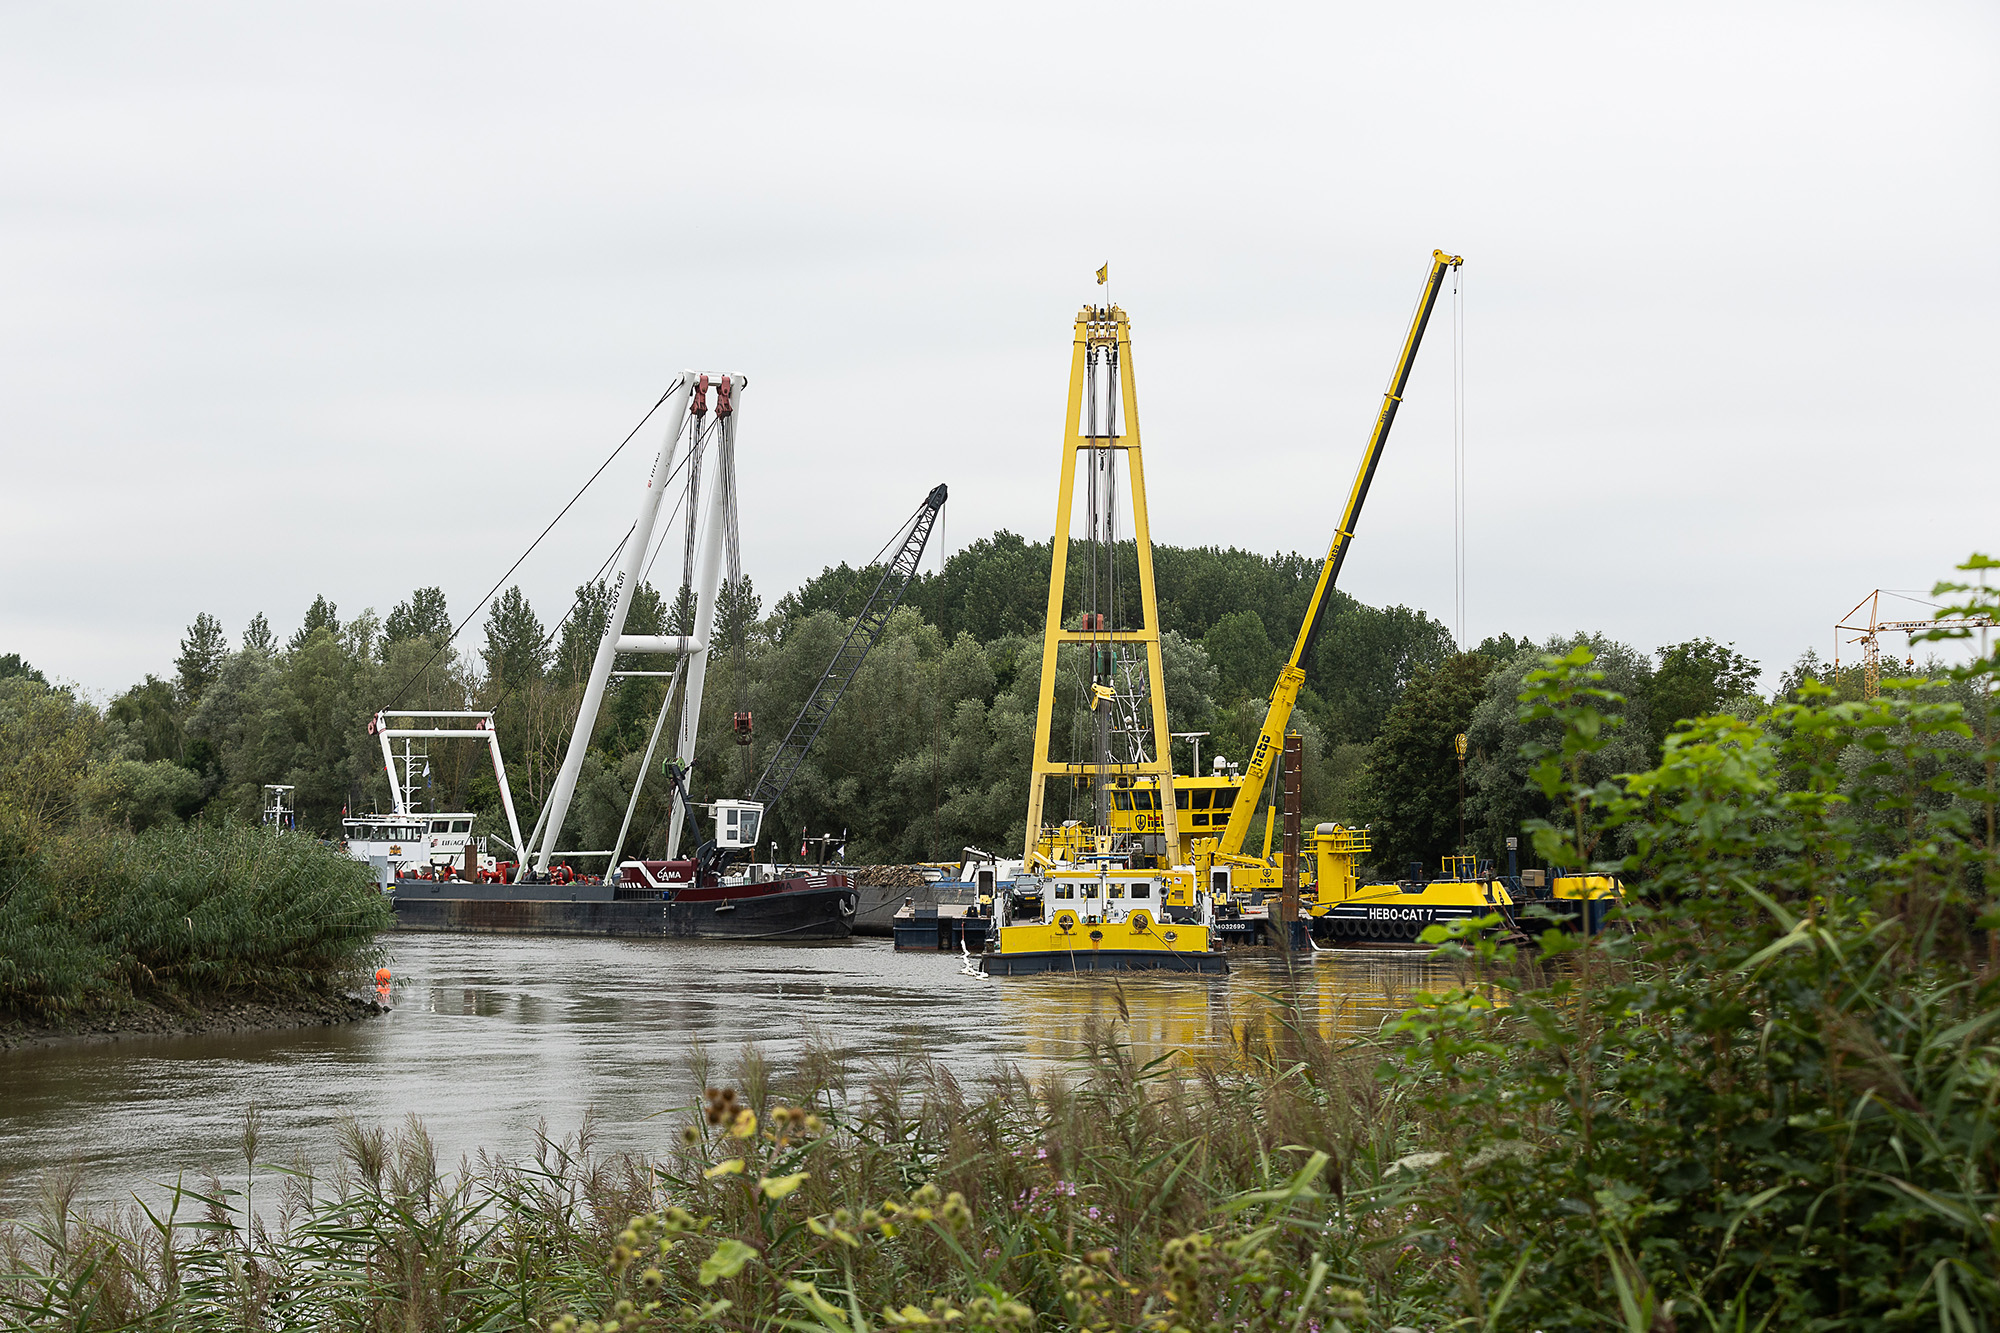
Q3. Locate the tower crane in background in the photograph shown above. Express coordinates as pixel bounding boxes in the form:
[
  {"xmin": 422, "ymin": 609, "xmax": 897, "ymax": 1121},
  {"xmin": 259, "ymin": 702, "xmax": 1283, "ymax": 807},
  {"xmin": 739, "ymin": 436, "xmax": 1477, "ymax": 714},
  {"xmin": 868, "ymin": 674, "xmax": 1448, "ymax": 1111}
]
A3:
[{"xmin": 1835, "ymin": 590, "xmax": 1995, "ymax": 700}]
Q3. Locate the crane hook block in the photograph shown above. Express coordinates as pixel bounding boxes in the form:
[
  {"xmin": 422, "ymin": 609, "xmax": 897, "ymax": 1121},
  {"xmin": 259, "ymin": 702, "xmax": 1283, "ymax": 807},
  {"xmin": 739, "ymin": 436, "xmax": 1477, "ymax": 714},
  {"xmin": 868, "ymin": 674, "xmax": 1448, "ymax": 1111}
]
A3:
[{"xmin": 732, "ymin": 711, "xmax": 753, "ymax": 745}]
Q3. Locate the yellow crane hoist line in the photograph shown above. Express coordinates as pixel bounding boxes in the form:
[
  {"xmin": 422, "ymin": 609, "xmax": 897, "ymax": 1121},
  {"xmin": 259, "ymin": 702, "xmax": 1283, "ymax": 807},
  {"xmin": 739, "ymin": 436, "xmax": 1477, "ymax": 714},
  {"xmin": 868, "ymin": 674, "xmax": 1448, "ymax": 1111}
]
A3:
[{"xmin": 1215, "ymin": 249, "xmax": 1464, "ymax": 858}]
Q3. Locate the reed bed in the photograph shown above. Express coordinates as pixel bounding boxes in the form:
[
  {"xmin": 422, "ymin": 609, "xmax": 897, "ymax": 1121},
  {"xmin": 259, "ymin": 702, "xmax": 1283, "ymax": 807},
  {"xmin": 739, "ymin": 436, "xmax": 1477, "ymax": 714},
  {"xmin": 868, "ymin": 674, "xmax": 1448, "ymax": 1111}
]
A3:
[{"xmin": 0, "ymin": 822, "xmax": 391, "ymax": 1018}]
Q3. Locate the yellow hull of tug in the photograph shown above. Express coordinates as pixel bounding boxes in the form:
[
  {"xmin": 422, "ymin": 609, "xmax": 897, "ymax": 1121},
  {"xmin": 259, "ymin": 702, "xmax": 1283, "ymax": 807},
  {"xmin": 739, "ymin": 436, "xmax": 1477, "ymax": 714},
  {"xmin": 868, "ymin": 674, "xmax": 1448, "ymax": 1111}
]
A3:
[{"xmin": 996, "ymin": 910, "xmax": 1210, "ymax": 957}]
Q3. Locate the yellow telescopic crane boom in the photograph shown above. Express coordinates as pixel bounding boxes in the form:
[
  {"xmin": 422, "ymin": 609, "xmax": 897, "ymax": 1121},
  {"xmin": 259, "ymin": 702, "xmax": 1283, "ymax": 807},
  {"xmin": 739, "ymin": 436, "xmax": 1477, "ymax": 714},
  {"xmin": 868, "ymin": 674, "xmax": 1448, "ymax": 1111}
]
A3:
[{"xmin": 1215, "ymin": 249, "xmax": 1463, "ymax": 857}]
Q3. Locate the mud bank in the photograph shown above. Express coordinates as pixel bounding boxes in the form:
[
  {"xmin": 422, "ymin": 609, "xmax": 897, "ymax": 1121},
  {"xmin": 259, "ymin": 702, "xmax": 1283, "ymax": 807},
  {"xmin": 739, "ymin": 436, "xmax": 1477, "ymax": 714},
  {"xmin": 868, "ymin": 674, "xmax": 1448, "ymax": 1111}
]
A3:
[{"xmin": 0, "ymin": 991, "xmax": 388, "ymax": 1052}]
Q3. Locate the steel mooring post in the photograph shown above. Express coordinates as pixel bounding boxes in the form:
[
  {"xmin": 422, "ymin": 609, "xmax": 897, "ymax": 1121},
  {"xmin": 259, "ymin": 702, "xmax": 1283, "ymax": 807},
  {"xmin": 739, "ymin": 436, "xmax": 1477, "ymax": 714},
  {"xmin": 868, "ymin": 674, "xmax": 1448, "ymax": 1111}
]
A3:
[{"xmin": 1281, "ymin": 732, "xmax": 1302, "ymax": 951}]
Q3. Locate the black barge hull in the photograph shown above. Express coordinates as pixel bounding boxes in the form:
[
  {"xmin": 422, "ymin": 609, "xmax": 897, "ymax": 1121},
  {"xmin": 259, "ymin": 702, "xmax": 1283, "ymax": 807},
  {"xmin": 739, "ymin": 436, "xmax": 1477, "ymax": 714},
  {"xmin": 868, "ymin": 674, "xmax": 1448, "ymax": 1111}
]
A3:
[
  {"xmin": 891, "ymin": 914, "xmax": 991, "ymax": 952},
  {"xmin": 390, "ymin": 884, "xmax": 857, "ymax": 941},
  {"xmin": 1306, "ymin": 902, "xmax": 1503, "ymax": 945}
]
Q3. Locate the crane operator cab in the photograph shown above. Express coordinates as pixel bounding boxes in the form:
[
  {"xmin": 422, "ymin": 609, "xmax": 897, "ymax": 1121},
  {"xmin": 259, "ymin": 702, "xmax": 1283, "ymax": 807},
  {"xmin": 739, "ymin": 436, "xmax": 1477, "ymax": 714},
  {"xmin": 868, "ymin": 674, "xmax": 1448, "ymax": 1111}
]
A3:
[{"xmin": 711, "ymin": 799, "xmax": 764, "ymax": 850}]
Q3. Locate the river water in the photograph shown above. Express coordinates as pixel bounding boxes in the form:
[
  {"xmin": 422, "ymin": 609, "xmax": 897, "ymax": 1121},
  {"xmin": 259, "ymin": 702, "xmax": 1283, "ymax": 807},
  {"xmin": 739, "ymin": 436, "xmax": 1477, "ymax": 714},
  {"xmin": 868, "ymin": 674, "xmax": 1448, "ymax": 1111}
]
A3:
[{"xmin": 0, "ymin": 934, "xmax": 1457, "ymax": 1214}]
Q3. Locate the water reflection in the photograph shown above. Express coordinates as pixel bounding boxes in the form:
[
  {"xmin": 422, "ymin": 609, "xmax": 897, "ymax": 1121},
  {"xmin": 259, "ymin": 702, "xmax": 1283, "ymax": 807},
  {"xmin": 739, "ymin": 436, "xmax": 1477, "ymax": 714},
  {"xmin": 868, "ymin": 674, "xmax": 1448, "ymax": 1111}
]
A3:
[
  {"xmin": 0, "ymin": 935, "xmax": 1457, "ymax": 1212},
  {"xmin": 999, "ymin": 947, "xmax": 1461, "ymax": 1066}
]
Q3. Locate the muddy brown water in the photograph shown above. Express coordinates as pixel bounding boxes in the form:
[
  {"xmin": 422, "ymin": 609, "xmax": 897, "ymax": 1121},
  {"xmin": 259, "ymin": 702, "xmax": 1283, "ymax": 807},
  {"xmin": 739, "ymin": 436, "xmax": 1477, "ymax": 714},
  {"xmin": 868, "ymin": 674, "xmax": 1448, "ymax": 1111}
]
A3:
[{"xmin": 0, "ymin": 934, "xmax": 1457, "ymax": 1213}]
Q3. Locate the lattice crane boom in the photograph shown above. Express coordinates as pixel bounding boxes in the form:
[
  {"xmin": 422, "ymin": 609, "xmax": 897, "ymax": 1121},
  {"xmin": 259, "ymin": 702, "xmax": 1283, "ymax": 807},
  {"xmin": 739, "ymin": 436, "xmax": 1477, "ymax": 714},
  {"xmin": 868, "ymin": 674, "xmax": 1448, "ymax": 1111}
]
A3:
[{"xmin": 746, "ymin": 484, "xmax": 949, "ymax": 814}]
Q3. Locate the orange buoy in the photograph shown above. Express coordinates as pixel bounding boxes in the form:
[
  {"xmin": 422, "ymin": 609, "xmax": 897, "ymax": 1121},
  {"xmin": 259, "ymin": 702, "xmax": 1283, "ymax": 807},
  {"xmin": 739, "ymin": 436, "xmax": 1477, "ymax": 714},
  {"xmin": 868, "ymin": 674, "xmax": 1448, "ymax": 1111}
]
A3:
[{"xmin": 375, "ymin": 967, "xmax": 392, "ymax": 984}]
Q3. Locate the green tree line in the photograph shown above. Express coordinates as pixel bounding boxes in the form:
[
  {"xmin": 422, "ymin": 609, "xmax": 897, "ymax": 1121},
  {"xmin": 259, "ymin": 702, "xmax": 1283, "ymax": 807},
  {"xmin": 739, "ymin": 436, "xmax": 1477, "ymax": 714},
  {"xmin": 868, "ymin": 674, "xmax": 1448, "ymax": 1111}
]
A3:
[
  {"xmin": 18, "ymin": 536, "xmax": 1974, "ymax": 875},
  {"xmin": 27, "ymin": 539, "xmax": 1461, "ymax": 864}
]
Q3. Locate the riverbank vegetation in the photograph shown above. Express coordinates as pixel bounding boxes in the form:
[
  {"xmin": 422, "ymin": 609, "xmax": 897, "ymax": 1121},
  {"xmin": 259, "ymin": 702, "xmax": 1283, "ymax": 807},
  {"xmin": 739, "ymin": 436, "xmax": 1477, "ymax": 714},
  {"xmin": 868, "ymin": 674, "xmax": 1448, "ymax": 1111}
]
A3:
[
  {"xmin": 6, "ymin": 560, "xmax": 1993, "ymax": 1330},
  {"xmin": 0, "ymin": 670, "xmax": 389, "ymax": 1020}
]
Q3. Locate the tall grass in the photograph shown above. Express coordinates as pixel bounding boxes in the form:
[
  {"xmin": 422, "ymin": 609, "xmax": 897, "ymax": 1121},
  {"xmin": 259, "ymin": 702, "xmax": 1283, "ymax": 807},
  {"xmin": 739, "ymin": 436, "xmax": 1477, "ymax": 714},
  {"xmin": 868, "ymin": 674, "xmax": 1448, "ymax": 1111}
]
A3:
[
  {"xmin": 0, "ymin": 1019, "xmax": 1436, "ymax": 1332},
  {"xmin": 0, "ymin": 821, "xmax": 390, "ymax": 1018}
]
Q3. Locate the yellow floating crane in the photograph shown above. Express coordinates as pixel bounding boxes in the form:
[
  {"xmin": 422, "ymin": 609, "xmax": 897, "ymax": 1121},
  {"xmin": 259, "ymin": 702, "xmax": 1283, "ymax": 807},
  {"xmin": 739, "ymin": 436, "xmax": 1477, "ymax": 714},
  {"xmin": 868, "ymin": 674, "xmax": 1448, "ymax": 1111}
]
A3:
[
  {"xmin": 987, "ymin": 298, "xmax": 1227, "ymax": 975},
  {"xmin": 1020, "ymin": 301, "xmax": 1182, "ymax": 867},
  {"xmin": 1024, "ymin": 250, "xmax": 1464, "ymax": 888},
  {"xmin": 1014, "ymin": 252, "xmax": 1478, "ymax": 948}
]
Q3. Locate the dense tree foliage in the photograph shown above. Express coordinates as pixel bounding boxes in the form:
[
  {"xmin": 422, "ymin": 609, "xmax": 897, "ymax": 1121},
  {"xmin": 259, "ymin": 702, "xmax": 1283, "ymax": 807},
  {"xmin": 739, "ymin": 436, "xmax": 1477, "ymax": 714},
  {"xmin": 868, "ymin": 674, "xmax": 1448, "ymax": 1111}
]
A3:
[
  {"xmin": 3, "ymin": 539, "xmax": 1414, "ymax": 862},
  {"xmin": 381, "ymin": 585, "xmax": 452, "ymax": 655},
  {"xmin": 1358, "ymin": 651, "xmax": 1496, "ymax": 875},
  {"xmin": 31, "ymin": 536, "xmax": 1965, "ymax": 877},
  {"xmin": 791, "ymin": 535, "xmax": 1454, "ymax": 747},
  {"xmin": 241, "ymin": 611, "xmax": 275, "ymax": 654},
  {"xmin": 173, "ymin": 612, "xmax": 227, "ymax": 703},
  {"xmin": 480, "ymin": 585, "xmax": 547, "ymax": 688},
  {"xmin": 286, "ymin": 594, "xmax": 339, "ymax": 651},
  {"xmin": 1201, "ymin": 610, "xmax": 1279, "ymax": 704},
  {"xmin": 1390, "ymin": 612, "xmax": 2000, "ymax": 1329},
  {"xmin": 1458, "ymin": 634, "xmax": 1661, "ymax": 871},
  {"xmin": 1646, "ymin": 635, "xmax": 1758, "ymax": 751},
  {"xmin": 0, "ymin": 653, "xmax": 46, "ymax": 685}
]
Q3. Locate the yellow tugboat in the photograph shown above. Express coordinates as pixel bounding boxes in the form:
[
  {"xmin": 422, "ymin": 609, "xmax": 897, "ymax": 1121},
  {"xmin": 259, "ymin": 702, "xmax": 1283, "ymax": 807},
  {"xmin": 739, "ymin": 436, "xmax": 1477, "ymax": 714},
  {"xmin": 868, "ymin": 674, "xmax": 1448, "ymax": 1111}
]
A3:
[
  {"xmin": 981, "ymin": 297, "xmax": 1226, "ymax": 976},
  {"xmin": 984, "ymin": 860, "xmax": 1223, "ymax": 975}
]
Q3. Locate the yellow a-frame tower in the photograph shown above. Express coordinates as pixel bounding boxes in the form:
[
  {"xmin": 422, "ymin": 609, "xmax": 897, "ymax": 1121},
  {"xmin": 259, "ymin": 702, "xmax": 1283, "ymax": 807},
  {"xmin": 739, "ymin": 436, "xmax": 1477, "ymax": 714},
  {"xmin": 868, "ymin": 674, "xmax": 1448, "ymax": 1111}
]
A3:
[{"xmin": 1021, "ymin": 304, "xmax": 1180, "ymax": 865}]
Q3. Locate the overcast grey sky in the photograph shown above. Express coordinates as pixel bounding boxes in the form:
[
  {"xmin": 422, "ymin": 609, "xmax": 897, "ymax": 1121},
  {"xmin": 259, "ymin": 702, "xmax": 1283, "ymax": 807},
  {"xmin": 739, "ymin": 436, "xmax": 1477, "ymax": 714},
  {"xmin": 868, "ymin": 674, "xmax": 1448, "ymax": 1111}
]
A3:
[{"xmin": 4, "ymin": 2, "xmax": 1995, "ymax": 699}]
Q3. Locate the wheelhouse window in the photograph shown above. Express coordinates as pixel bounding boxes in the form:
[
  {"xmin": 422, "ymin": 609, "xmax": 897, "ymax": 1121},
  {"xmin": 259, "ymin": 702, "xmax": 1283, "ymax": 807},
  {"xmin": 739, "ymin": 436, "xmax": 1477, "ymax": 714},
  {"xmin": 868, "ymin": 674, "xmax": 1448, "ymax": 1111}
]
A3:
[
  {"xmin": 1113, "ymin": 792, "xmax": 1132, "ymax": 811},
  {"xmin": 1054, "ymin": 884, "xmax": 1075, "ymax": 900},
  {"xmin": 1131, "ymin": 882, "xmax": 1152, "ymax": 899},
  {"xmin": 1187, "ymin": 790, "xmax": 1213, "ymax": 809}
]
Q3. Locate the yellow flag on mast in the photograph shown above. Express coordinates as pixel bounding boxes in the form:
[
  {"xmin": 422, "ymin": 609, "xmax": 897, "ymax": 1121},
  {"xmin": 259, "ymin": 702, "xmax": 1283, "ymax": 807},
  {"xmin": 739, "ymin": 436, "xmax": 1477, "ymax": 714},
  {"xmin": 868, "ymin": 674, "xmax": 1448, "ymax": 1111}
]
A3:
[{"xmin": 1095, "ymin": 263, "xmax": 1108, "ymax": 285}]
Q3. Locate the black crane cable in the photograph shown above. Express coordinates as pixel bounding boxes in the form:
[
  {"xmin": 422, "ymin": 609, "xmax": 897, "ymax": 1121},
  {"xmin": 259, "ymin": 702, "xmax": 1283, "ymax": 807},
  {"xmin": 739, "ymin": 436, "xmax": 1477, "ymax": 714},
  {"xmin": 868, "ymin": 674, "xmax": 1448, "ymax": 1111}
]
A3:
[
  {"xmin": 378, "ymin": 379, "xmax": 685, "ymax": 712},
  {"xmin": 453, "ymin": 412, "xmax": 712, "ymax": 730}
]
